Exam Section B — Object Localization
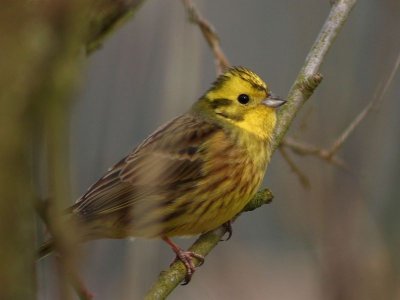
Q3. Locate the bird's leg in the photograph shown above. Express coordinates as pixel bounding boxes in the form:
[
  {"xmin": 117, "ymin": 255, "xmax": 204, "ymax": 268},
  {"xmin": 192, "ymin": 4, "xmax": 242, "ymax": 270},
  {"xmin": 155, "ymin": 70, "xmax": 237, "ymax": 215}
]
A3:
[
  {"xmin": 162, "ymin": 237, "xmax": 204, "ymax": 285},
  {"xmin": 220, "ymin": 220, "xmax": 233, "ymax": 241}
]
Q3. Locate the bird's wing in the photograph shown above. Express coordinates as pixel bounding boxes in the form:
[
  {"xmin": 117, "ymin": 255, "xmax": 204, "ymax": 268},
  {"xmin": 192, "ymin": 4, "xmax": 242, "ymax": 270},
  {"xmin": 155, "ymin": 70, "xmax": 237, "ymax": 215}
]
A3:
[{"xmin": 72, "ymin": 114, "xmax": 221, "ymax": 218}]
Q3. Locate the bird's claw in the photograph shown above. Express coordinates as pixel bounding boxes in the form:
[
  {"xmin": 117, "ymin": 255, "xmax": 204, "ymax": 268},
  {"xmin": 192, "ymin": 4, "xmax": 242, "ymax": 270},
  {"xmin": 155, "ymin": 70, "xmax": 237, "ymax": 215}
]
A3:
[{"xmin": 220, "ymin": 221, "xmax": 233, "ymax": 241}]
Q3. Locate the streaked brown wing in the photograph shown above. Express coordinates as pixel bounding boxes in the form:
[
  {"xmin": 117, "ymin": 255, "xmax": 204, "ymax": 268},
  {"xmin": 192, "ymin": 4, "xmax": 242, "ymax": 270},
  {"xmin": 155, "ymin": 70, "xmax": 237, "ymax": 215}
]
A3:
[{"xmin": 72, "ymin": 114, "xmax": 220, "ymax": 219}]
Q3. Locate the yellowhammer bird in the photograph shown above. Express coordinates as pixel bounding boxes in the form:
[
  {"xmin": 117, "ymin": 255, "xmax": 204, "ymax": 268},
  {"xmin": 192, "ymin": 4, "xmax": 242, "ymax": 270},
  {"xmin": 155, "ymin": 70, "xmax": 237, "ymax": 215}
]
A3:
[{"xmin": 38, "ymin": 66, "xmax": 285, "ymax": 283}]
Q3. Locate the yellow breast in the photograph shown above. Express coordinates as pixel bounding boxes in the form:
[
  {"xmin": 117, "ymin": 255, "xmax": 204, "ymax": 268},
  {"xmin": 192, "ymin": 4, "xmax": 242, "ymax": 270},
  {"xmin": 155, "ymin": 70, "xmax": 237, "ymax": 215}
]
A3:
[{"xmin": 164, "ymin": 130, "xmax": 268, "ymax": 236}]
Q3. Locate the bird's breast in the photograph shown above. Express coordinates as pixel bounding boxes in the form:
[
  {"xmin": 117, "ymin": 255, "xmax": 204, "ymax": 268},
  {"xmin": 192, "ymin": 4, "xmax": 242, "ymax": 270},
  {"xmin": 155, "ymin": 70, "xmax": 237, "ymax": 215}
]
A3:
[{"xmin": 162, "ymin": 130, "xmax": 270, "ymax": 236}]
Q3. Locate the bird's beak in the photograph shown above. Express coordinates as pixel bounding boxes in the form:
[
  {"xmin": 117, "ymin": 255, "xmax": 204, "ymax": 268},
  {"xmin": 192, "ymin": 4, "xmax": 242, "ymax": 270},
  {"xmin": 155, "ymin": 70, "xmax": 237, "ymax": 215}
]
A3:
[{"xmin": 263, "ymin": 93, "xmax": 286, "ymax": 108}]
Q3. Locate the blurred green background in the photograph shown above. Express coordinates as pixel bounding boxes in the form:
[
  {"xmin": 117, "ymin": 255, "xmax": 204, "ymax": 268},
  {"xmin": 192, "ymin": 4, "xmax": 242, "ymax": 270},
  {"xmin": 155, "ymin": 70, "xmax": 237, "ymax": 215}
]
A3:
[{"xmin": 36, "ymin": 0, "xmax": 400, "ymax": 299}]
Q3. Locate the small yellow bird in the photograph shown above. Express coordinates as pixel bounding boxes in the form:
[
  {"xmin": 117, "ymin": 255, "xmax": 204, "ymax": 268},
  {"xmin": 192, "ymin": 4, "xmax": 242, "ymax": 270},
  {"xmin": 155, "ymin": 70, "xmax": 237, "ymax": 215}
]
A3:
[{"xmin": 39, "ymin": 66, "xmax": 285, "ymax": 283}]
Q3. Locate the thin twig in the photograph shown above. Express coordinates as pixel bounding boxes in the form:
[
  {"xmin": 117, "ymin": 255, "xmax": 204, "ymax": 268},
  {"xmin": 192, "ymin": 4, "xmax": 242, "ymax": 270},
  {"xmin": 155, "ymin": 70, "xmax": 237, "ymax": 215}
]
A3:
[
  {"xmin": 279, "ymin": 147, "xmax": 311, "ymax": 189},
  {"xmin": 273, "ymin": 0, "xmax": 357, "ymax": 145},
  {"xmin": 375, "ymin": 51, "xmax": 400, "ymax": 108},
  {"xmin": 281, "ymin": 137, "xmax": 347, "ymax": 169},
  {"xmin": 181, "ymin": 0, "xmax": 230, "ymax": 74},
  {"xmin": 328, "ymin": 101, "xmax": 374, "ymax": 159},
  {"xmin": 283, "ymin": 50, "xmax": 400, "ymax": 165},
  {"xmin": 145, "ymin": 0, "xmax": 357, "ymax": 298},
  {"xmin": 328, "ymin": 51, "xmax": 400, "ymax": 158}
]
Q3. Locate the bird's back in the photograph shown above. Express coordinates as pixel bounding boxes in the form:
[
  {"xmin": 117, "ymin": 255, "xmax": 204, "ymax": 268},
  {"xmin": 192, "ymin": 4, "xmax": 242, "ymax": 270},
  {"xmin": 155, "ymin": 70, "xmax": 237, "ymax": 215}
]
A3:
[{"xmin": 71, "ymin": 113, "xmax": 268, "ymax": 239}]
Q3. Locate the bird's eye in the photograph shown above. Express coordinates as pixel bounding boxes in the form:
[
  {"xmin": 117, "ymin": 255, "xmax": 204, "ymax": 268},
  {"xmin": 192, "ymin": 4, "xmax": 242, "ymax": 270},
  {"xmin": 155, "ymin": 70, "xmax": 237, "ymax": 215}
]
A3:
[{"xmin": 237, "ymin": 94, "xmax": 250, "ymax": 104}]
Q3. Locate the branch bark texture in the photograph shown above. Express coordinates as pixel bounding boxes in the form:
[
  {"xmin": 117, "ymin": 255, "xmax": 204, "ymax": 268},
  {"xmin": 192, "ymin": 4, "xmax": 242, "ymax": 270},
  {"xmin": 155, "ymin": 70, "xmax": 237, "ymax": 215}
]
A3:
[{"xmin": 273, "ymin": 0, "xmax": 357, "ymax": 145}]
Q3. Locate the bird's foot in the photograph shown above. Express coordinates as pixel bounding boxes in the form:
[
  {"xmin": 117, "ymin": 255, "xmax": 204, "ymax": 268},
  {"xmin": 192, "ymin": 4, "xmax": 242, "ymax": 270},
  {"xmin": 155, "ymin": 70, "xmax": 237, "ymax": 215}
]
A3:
[
  {"xmin": 163, "ymin": 237, "xmax": 204, "ymax": 285},
  {"xmin": 173, "ymin": 249, "xmax": 204, "ymax": 285}
]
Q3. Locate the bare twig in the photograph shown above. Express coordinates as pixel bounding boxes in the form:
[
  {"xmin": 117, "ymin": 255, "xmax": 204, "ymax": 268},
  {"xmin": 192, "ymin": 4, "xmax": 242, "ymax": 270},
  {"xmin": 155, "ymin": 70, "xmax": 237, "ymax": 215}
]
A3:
[
  {"xmin": 145, "ymin": 0, "xmax": 357, "ymax": 298},
  {"xmin": 279, "ymin": 147, "xmax": 311, "ymax": 189},
  {"xmin": 181, "ymin": 0, "xmax": 230, "ymax": 74},
  {"xmin": 283, "ymin": 50, "xmax": 400, "ymax": 165},
  {"xmin": 329, "ymin": 51, "xmax": 400, "ymax": 157},
  {"xmin": 281, "ymin": 137, "xmax": 347, "ymax": 169},
  {"xmin": 273, "ymin": 0, "xmax": 357, "ymax": 145},
  {"xmin": 328, "ymin": 102, "xmax": 374, "ymax": 159},
  {"xmin": 376, "ymin": 51, "xmax": 400, "ymax": 108}
]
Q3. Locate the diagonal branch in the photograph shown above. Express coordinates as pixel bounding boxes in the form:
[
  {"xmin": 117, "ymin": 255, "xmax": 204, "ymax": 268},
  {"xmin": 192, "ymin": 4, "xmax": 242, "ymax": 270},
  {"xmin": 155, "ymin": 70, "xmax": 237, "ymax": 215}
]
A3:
[
  {"xmin": 145, "ymin": 0, "xmax": 357, "ymax": 298},
  {"xmin": 273, "ymin": 0, "xmax": 357, "ymax": 146},
  {"xmin": 181, "ymin": 0, "xmax": 230, "ymax": 74}
]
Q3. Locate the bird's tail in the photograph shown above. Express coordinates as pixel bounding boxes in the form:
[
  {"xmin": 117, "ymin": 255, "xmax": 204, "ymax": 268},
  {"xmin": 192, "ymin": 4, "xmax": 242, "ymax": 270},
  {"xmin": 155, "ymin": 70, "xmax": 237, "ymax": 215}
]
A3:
[{"xmin": 37, "ymin": 239, "xmax": 54, "ymax": 259}]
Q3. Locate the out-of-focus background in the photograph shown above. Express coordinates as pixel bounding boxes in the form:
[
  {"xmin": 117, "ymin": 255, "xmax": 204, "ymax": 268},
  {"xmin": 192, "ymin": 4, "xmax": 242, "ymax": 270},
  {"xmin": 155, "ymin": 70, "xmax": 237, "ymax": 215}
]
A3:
[{"xmin": 35, "ymin": 0, "xmax": 400, "ymax": 299}]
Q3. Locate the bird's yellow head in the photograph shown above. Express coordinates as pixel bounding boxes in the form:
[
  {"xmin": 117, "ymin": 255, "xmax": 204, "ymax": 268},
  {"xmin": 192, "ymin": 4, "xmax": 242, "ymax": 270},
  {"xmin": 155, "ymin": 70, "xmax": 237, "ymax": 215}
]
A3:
[{"xmin": 193, "ymin": 67, "xmax": 286, "ymax": 140}]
